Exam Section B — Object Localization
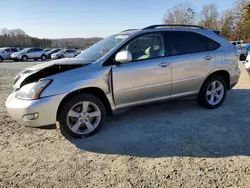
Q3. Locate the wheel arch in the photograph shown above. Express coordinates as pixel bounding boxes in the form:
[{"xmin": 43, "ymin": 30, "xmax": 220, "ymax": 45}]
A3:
[
  {"xmin": 22, "ymin": 54, "xmax": 28, "ymax": 59},
  {"xmin": 203, "ymin": 70, "xmax": 230, "ymax": 90},
  {"xmin": 56, "ymin": 87, "xmax": 113, "ymax": 121}
]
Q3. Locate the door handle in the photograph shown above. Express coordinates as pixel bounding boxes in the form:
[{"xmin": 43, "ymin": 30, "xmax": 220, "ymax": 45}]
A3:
[
  {"xmin": 159, "ymin": 62, "xmax": 170, "ymax": 67},
  {"xmin": 204, "ymin": 55, "xmax": 213, "ymax": 60}
]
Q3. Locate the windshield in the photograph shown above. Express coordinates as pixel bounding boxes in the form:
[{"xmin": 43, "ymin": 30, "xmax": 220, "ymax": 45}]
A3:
[
  {"xmin": 76, "ymin": 34, "xmax": 129, "ymax": 62},
  {"xmin": 237, "ymin": 46, "xmax": 245, "ymax": 50},
  {"xmin": 48, "ymin": 49, "xmax": 60, "ymax": 53},
  {"xmin": 19, "ymin": 48, "xmax": 30, "ymax": 53}
]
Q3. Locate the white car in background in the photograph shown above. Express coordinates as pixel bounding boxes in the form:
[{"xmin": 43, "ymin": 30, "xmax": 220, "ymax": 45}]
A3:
[
  {"xmin": 236, "ymin": 45, "xmax": 248, "ymax": 61},
  {"xmin": 245, "ymin": 52, "xmax": 250, "ymax": 76},
  {"xmin": 0, "ymin": 47, "xmax": 19, "ymax": 62},
  {"xmin": 51, "ymin": 49, "xmax": 78, "ymax": 59},
  {"xmin": 11, "ymin": 48, "xmax": 47, "ymax": 61}
]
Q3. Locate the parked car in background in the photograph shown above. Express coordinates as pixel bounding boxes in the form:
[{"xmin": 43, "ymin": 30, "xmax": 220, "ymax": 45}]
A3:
[
  {"xmin": 245, "ymin": 52, "xmax": 250, "ymax": 76},
  {"xmin": 231, "ymin": 41, "xmax": 243, "ymax": 46},
  {"xmin": 11, "ymin": 47, "xmax": 47, "ymax": 61},
  {"xmin": 51, "ymin": 49, "xmax": 78, "ymax": 59},
  {"xmin": 245, "ymin": 43, "xmax": 250, "ymax": 51},
  {"xmin": 0, "ymin": 47, "xmax": 19, "ymax": 62},
  {"xmin": 44, "ymin": 48, "xmax": 51, "ymax": 53},
  {"xmin": 236, "ymin": 45, "xmax": 248, "ymax": 61},
  {"xmin": 45, "ymin": 48, "xmax": 62, "ymax": 59},
  {"xmin": 5, "ymin": 24, "xmax": 240, "ymax": 138}
]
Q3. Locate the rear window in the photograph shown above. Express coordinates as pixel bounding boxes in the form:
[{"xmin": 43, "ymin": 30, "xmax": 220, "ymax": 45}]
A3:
[
  {"xmin": 164, "ymin": 31, "xmax": 220, "ymax": 56},
  {"xmin": 4, "ymin": 49, "xmax": 11, "ymax": 53}
]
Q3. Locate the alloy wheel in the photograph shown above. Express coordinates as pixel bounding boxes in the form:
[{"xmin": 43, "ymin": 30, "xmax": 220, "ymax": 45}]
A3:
[
  {"xmin": 206, "ymin": 81, "xmax": 224, "ymax": 105},
  {"xmin": 66, "ymin": 101, "xmax": 101, "ymax": 134}
]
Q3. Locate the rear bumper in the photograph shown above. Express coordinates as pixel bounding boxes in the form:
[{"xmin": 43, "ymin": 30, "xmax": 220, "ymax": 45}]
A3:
[
  {"xmin": 5, "ymin": 92, "xmax": 66, "ymax": 127},
  {"xmin": 229, "ymin": 68, "xmax": 241, "ymax": 89}
]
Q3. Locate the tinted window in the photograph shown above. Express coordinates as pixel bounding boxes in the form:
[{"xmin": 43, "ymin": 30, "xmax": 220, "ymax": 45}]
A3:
[
  {"xmin": 34, "ymin": 48, "xmax": 43, "ymax": 52},
  {"xmin": 164, "ymin": 31, "xmax": 220, "ymax": 56},
  {"xmin": 120, "ymin": 33, "xmax": 164, "ymax": 61},
  {"xmin": 27, "ymin": 49, "xmax": 35, "ymax": 53},
  {"xmin": 4, "ymin": 49, "xmax": 11, "ymax": 53},
  {"xmin": 11, "ymin": 48, "xmax": 18, "ymax": 52}
]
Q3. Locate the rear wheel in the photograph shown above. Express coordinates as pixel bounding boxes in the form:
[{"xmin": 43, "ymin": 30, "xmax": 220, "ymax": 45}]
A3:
[
  {"xmin": 34, "ymin": 58, "xmax": 38, "ymax": 61},
  {"xmin": 197, "ymin": 76, "xmax": 227, "ymax": 109},
  {"xmin": 0, "ymin": 56, "xmax": 3, "ymax": 62},
  {"xmin": 58, "ymin": 94, "xmax": 106, "ymax": 138}
]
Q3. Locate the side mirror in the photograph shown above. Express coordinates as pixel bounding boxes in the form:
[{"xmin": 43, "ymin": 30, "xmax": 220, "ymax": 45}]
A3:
[{"xmin": 115, "ymin": 51, "xmax": 132, "ymax": 63}]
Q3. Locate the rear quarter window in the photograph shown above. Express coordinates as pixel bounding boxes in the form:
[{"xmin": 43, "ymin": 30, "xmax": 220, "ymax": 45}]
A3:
[{"xmin": 164, "ymin": 31, "xmax": 220, "ymax": 56}]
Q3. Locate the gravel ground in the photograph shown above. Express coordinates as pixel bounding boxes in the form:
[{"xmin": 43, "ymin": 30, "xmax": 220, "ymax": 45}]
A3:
[{"xmin": 0, "ymin": 61, "xmax": 250, "ymax": 188}]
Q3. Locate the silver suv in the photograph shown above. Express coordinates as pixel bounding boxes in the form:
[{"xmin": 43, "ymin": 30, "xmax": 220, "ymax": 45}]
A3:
[
  {"xmin": 6, "ymin": 25, "xmax": 241, "ymax": 138},
  {"xmin": 11, "ymin": 48, "xmax": 47, "ymax": 61},
  {"xmin": 0, "ymin": 47, "xmax": 19, "ymax": 62},
  {"xmin": 51, "ymin": 49, "xmax": 78, "ymax": 59}
]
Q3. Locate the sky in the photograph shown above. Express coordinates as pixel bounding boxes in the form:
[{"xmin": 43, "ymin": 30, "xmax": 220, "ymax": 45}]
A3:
[{"xmin": 1, "ymin": 0, "xmax": 236, "ymax": 39}]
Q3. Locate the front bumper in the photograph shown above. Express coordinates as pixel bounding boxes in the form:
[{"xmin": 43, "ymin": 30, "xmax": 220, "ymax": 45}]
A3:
[
  {"xmin": 51, "ymin": 55, "xmax": 59, "ymax": 59},
  {"xmin": 5, "ymin": 92, "xmax": 66, "ymax": 127}
]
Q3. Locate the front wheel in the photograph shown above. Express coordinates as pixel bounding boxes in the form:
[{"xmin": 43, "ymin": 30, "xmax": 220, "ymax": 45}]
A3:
[
  {"xmin": 58, "ymin": 94, "xmax": 106, "ymax": 138},
  {"xmin": 41, "ymin": 55, "xmax": 46, "ymax": 61},
  {"xmin": 197, "ymin": 76, "xmax": 227, "ymax": 109},
  {"xmin": 21, "ymin": 55, "xmax": 28, "ymax": 62}
]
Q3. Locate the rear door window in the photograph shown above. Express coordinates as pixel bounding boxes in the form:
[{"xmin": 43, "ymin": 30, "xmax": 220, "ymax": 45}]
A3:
[
  {"xmin": 164, "ymin": 31, "xmax": 220, "ymax": 56},
  {"xmin": 11, "ymin": 48, "xmax": 18, "ymax": 52}
]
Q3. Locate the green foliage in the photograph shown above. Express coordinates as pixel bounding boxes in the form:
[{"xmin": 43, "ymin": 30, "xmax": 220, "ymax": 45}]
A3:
[
  {"xmin": 0, "ymin": 28, "xmax": 52, "ymax": 48},
  {"xmin": 0, "ymin": 28, "xmax": 102, "ymax": 49},
  {"xmin": 242, "ymin": 3, "xmax": 250, "ymax": 39}
]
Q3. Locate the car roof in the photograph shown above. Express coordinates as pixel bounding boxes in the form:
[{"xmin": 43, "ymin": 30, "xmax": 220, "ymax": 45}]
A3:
[{"xmin": 119, "ymin": 25, "xmax": 217, "ymax": 37}]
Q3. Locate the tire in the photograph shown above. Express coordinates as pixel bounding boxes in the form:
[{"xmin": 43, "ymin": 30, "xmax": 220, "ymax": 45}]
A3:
[
  {"xmin": 41, "ymin": 54, "xmax": 46, "ymax": 61},
  {"xmin": 21, "ymin": 55, "xmax": 28, "ymax": 62},
  {"xmin": 240, "ymin": 54, "xmax": 246, "ymax": 61},
  {"xmin": 61, "ymin": 55, "xmax": 65, "ymax": 59},
  {"xmin": 34, "ymin": 58, "xmax": 38, "ymax": 61},
  {"xmin": 0, "ymin": 56, "xmax": 3, "ymax": 62},
  {"xmin": 58, "ymin": 93, "xmax": 106, "ymax": 138},
  {"xmin": 197, "ymin": 76, "xmax": 227, "ymax": 109}
]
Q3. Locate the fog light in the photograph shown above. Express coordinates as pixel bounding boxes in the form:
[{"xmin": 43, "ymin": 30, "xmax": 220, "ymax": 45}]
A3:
[{"xmin": 22, "ymin": 113, "xmax": 39, "ymax": 121}]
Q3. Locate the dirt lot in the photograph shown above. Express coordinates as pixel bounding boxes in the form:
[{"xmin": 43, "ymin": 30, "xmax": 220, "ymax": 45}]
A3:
[{"xmin": 0, "ymin": 61, "xmax": 250, "ymax": 188}]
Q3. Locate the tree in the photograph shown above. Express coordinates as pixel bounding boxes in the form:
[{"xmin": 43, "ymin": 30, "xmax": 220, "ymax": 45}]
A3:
[
  {"xmin": 163, "ymin": 3, "xmax": 196, "ymax": 25},
  {"xmin": 220, "ymin": 10, "xmax": 235, "ymax": 39},
  {"xmin": 242, "ymin": 2, "xmax": 250, "ymax": 40},
  {"xmin": 199, "ymin": 4, "xmax": 219, "ymax": 29}
]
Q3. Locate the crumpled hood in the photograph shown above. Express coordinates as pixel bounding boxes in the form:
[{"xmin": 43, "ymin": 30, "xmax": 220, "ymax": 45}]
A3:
[{"xmin": 13, "ymin": 58, "xmax": 93, "ymax": 90}]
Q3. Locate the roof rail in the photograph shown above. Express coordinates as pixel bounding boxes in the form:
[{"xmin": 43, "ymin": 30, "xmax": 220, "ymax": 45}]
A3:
[
  {"xmin": 143, "ymin": 24, "xmax": 205, "ymax": 30},
  {"xmin": 120, "ymin": 29, "xmax": 138, "ymax": 32}
]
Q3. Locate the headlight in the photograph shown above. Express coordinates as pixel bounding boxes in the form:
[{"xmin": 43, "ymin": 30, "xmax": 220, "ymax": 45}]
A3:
[{"xmin": 16, "ymin": 79, "xmax": 53, "ymax": 100}]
